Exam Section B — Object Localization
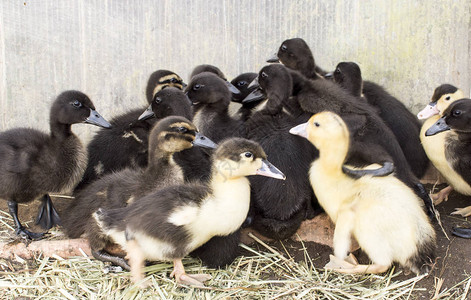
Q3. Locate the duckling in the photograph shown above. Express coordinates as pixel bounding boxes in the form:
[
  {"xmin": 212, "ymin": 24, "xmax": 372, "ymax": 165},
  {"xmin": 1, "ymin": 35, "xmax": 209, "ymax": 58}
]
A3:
[
  {"xmin": 277, "ymin": 63, "xmax": 435, "ymax": 217},
  {"xmin": 74, "ymin": 70, "xmax": 186, "ymax": 191},
  {"xmin": 230, "ymin": 72, "xmax": 266, "ymax": 121},
  {"xmin": 290, "ymin": 112, "xmax": 436, "ymax": 274},
  {"xmin": 186, "ymin": 72, "xmax": 244, "ymax": 142},
  {"xmin": 0, "ymin": 90, "xmax": 111, "ymax": 240},
  {"xmin": 94, "ymin": 138, "xmax": 285, "ymax": 287},
  {"xmin": 417, "ymin": 84, "xmax": 466, "ymax": 204},
  {"xmin": 63, "ymin": 116, "xmax": 216, "ymax": 268},
  {"xmin": 241, "ymin": 66, "xmax": 320, "ymax": 239},
  {"xmin": 425, "ymin": 99, "xmax": 471, "ymax": 237},
  {"xmin": 189, "ymin": 64, "xmax": 240, "ymax": 94},
  {"xmin": 328, "ymin": 61, "xmax": 429, "ymax": 179}
]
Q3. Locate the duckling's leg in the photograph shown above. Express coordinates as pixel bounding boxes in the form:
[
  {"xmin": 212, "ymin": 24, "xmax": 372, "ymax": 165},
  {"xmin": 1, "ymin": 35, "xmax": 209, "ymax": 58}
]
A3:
[
  {"xmin": 92, "ymin": 249, "xmax": 130, "ymax": 271},
  {"xmin": 451, "ymin": 206, "xmax": 471, "ymax": 217},
  {"xmin": 7, "ymin": 201, "xmax": 45, "ymax": 240},
  {"xmin": 431, "ymin": 185, "xmax": 453, "ymax": 205},
  {"xmin": 170, "ymin": 259, "xmax": 212, "ymax": 287},
  {"xmin": 35, "ymin": 194, "xmax": 61, "ymax": 230},
  {"xmin": 451, "ymin": 227, "xmax": 471, "ymax": 239},
  {"xmin": 126, "ymin": 239, "xmax": 149, "ymax": 288},
  {"xmin": 325, "ymin": 254, "xmax": 389, "ymax": 274},
  {"xmin": 332, "ymin": 210, "xmax": 355, "ymax": 260}
]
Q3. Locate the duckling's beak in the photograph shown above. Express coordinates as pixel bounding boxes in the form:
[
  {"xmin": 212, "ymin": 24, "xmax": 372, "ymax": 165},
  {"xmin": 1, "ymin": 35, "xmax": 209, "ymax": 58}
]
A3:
[
  {"xmin": 324, "ymin": 72, "xmax": 334, "ymax": 80},
  {"xmin": 425, "ymin": 116, "xmax": 450, "ymax": 136},
  {"xmin": 256, "ymin": 159, "xmax": 286, "ymax": 180},
  {"xmin": 289, "ymin": 123, "xmax": 308, "ymax": 139},
  {"xmin": 226, "ymin": 81, "xmax": 241, "ymax": 94},
  {"xmin": 242, "ymin": 89, "xmax": 265, "ymax": 104},
  {"xmin": 342, "ymin": 162, "xmax": 395, "ymax": 179},
  {"xmin": 247, "ymin": 77, "xmax": 259, "ymax": 89},
  {"xmin": 267, "ymin": 53, "xmax": 280, "ymax": 63},
  {"xmin": 181, "ymin": 82, "xmax": 188, "ymax": 89},
  {"xmin": 193, "ymin": 132, "xmax": 218, "ymax": 149},
  {"xmin": 417, "ymin": 102, "xmax": 439, "ymax": 120},
  {"xmin": 138, "ymin": 104, "xmax": 155, "ymax": 121},
  {"xmin": 85, "ymin": 109, "xmax": 112, "ymax": 128}
]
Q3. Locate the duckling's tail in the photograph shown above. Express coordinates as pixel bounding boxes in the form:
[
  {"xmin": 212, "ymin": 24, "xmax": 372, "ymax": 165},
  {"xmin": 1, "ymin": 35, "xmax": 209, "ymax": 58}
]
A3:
[{"xmin": 407, "ymin": 225, "xmax": 436, "ymax": 274}]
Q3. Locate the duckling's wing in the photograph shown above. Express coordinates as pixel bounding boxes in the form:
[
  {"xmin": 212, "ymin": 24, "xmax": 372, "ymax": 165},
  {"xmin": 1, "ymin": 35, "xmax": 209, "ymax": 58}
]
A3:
[{"xmin": 167, "ymin": 204, "xmax": 199, "ymax": 226}]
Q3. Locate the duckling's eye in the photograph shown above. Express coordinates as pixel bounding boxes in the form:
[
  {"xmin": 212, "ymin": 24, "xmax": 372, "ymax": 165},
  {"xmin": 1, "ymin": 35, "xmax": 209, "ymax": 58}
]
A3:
[
  {"xmin": 453, "ymin": 110, "xmax": 462, "ymax": 117},
  {"xmin": 261, "ymin": 72, "xmax": 268, "ymax": 78},
  {"xmin": 154, "ymin": 97, "xmax": 162, "ymax": 104},
  {"xmin": 193, "ymin": 84, "xmax": 204, "ymax": 91},
  {"xmin": 314, "ymin": 122, "xmax": 320, "ymax": 127},
  {"xmin": 244, "ymin": 152, "xmax": 253, "ymax": 158},
  {"xmin": 445, "ymin": 96, "xmax": 451, "ymax": 101},
  {"xmin": 237, "ymin": 81, "xmax": 247, "ymax": 87},
  {"xmin": 177, "ymin": 127, "xmax": 188, "ymax": 133},
  {"xmin": 72, "ymin": 100, "xmax": 82, "ymax": 108},
  {"xmin": 281, "ymin": 45, "xmax": 287, "ymax": 51},
  {"xmin": 170, "ymin": 78, "xmax": 177, "ymax": 83},
  {"xmin": 334, "ymin": 68, "xmax": 341, "ymax": 75}
]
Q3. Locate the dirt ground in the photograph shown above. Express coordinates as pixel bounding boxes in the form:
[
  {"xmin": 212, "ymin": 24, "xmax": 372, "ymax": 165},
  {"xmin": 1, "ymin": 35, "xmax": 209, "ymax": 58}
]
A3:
[{"xmin": 0, "ymin": 183, "xmax": 470, "ymax": 299}]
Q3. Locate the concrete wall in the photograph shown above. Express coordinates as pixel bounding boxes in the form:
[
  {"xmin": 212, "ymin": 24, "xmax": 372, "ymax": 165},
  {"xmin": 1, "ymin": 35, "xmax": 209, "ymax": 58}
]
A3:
[{"xmin": 1, "ymin": 1, "xmax": 470, "ymax": 141}]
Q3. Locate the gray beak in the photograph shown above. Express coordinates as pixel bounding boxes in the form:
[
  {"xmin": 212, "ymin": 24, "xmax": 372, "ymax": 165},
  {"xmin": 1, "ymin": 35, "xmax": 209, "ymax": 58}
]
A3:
[
  {"xmin": 192, "ymin": 132, "xmax": 218, "ymax": 149},
  {"xmin": 425, "ymin": 116, "xmax": 450, "ymax": 136},
  {"xmin": 247, "ymin": 77, "xmax": 260, "ymax": 89},
  {"xmin": 181, "ymin": 82, "xmax": 188, "ymax": 89},
  {"xmin": 342, "ymin": 162, "xmax": 395, "ymax": 179},
  {"xmin": 85, "ymin": 109, "xmax": 112, "ymax": 128},
  {"xmin": 256, "ymin": 159, "xmax": 286, "ymax": 180},
  {"xmin": 226, "ymin": 81, "xmax": 241, "ymax": 94},
  {"xmin": 242, "ymin": 89, "xmax": 265, "ymax": 104},
  {"xmin": 267, "ymin": 53, "xmax": 280, "ymax": 63},
  {"xmin": 324, "ymin": 72, "xmax": 334, "ymax": 80},
  {"xmin": 138, "ymin": 104, "xmax": 155, "ymax": 121}
]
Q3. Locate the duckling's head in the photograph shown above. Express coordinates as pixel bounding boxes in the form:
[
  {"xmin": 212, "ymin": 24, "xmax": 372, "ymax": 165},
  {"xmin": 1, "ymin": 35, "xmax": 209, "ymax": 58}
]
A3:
[
  {"xmin": 290, "ymin": 111, "xmax": 349, "ymax": 151},
  {"xmin": 190, "ymin": 64, "xmax": 240, "ymax": 95},
  {"xmin": 267, "ymin": 38, "xmax": 315, "ymax": 72},
  {"xmin": 426, "ymin": 99, "xmax": 471, "ymax": 136},
  {"xmin": 417, "ymin": 84, "xmax": 465, "ymax": 119},
  {"xmin": 328, "ymin": 62, "xmax": 363, "ymax": 98},
  {"xmin": 145, "ymin": 70, "xmax": 186, "ymax": 104},
  {"xmin": 230, "ymin": 72, "xmax": 259, "ymax": 104},
  {"xmin": 148, "ymin": 116, "xmax": 216, "ymax": 157},
  {"xmin": 212, "ymin": 138, "xmax": 285, "ymax": 180},
  {"xmin": 185, "ymin": 72, "xmax": 231, "ymax": 112},
  {"xmin": 244, "ymin": 64, "xmax": 292, "ymax": 114},
  {"xmin": 139, "ymin": 87, "xmax": 192, "ymax": 121},
  {"xmin": 51, "ymin": 90, "xmax": 111, "ymax": 128}
]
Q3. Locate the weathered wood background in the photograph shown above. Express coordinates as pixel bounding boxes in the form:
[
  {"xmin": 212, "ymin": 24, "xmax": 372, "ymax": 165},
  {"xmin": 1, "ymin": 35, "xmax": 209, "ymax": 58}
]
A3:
[{"xmin": 1, "ymin": 1, "xmax": 470, "ymax": 141}]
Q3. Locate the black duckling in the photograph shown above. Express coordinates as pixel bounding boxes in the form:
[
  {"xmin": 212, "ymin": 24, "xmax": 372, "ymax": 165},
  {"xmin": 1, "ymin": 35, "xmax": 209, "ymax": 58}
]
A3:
[
  {"xmin": 230, "ymin": 72, "xmax": 265, "ymax": 121},
  {"xmin": 189, "ymin": 64, "xmax": 240, "ymax": 94},
  {"xmin": 74, "ymin": 70, "xmax": 187, "ymax": 191},
  {"xmin": 328, "ymin": 61, "xmax": 429, "ymax": 179},
  {"xmin": 270, "ymin": 63, "xmax": 434, "ymax": 217},
  {"xmin": 418, "ymin": 84, "xmax": 466, "ymax": 204},
  {"xmin": 185, "ymin": 72, "xmax": 244, "ymax": 142},
  {"xmin": 425, "ymin": 99, "xmax": 471, "ymax": 238},
  {"xmin": 0, "ymin": 90, "xmax": 111, "ymax": 239},
  {"xmin": 290, "ymin": 112, "xmax": 436, "ymax": 274},
  {"xmin": 241, "ymin": 66, "xmax": 320, "ymax": 239},
  {"xmin": 94, "ymin": 138, "xmax": 285, "ymax": 287},
  {"xmin": 63, "ymin": 116, "xmax": 216, "ymax": 268}
]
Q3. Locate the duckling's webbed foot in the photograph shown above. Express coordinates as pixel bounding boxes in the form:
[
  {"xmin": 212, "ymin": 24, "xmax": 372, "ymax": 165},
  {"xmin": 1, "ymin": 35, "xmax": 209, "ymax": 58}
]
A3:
[
  {"xmin": 35, "ymin": 194, "xmax": 62, "ymax": 230},
  {"xmin": 431, "ymin": 185, "xmax": 453, "ymax": 205},
  {"xmin": 171, "ymin": 259, "xmax": 211, "ymax": 287},
  {"xmin": 451, "ymin": 206, "xmax": 471, "ymax": 217},
  {"xmin": 451, "ymin": 227, "xmax": 471, "ymax": 239},
  {"xmin": 92, "ymin": 249, "xmax": 130, "ymax": 271},
  {"xmin": 8, "ymin": 201, "xmax": 45, "ymax": 240},
  {"xmin": 325, "ymin": 254, "xmax": 389, "ymax": 274}
]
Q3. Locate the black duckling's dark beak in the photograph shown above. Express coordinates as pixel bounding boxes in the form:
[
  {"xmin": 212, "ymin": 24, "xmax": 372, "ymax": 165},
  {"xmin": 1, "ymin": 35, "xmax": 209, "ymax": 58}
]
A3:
[
  {"xmin": 138, "ymin": 104, "xmax": 155, "ymax": 121},
  {"xmin": 342, "ymin": 162, "xmax": 395, "ymax": 179},
  {"xmin": 242, "ymin": 89, "xmax": 265, "ymax": 104},
  {"xmin": 226, "ymin": 81, "xmax": 241, "ymax": 94},
  {"xmin": 193, "ymin": 132, "xmax": 218, "ymax": 149},
  {"xmin": 324, "ymin": 72, "xmax": 334, "ymax": 80},
  {"xmin": 86, "ymin": 109, "xmax": 112, "ymax": 128},
  {"xmin": 256, "ymin": 159, "xmax": 286, "ymax": 180},
  {"xmin": 247, "ymin": 76, "xmax": 259, "ymax": 89},
  {"xmin": 181, "ymin": 82, "xmax": 188, "ymax": 89},
  {"xmin": 267, "ymin": 53, "xmax": 280, "ymax": 63},
  {"xmin": 425, "ymin": 116, "xmax": 450, "ymax": 136}
]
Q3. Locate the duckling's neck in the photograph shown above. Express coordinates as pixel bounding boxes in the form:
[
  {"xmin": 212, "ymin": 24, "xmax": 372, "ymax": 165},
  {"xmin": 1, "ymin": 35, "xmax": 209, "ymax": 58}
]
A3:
[
  {"xmin": 317, "ymin": 139, "xmax": 349, "ymax": 172},
  {"xmin": 49, "ymin": 121, "xmax": 73, "ymax": 140},
  {"xmin": 146, "ymin": 150, "xmax": 174, "ymax": 173}
]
